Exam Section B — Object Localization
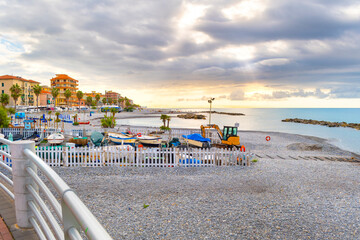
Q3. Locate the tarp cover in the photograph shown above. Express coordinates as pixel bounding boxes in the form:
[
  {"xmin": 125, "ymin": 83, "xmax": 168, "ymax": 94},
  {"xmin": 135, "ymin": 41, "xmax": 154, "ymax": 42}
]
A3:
[
  {"xmin": 91, "ymin": 131, "xmax": 105, "ymax": 146},
  {"xmin": 182, "ymin": 133, "xmax": 210, "ymax": 142}
]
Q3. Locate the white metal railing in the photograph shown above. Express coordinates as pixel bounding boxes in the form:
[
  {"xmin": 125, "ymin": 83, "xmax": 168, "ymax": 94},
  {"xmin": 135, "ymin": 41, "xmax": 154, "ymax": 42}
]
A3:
[{"xmin": 0, "ymin": 138, "xmax": 112, "ymax": 240}]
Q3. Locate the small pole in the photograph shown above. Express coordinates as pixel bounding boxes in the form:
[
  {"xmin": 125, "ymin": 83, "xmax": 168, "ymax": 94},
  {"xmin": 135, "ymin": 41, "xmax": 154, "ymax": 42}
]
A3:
[{"xmin": 208, "ymin": 98, "xmax": 215, "ymax": 126}]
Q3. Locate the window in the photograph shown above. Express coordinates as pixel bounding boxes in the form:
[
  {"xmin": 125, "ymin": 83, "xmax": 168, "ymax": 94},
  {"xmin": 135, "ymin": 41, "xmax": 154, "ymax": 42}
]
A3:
[
  {"xmin": 2, "ymin": 90, "xmax": 4, "ymax": 94},
  {"xmin": 1, "ymin": 83, "xmax": 4, "ymax": 87}
]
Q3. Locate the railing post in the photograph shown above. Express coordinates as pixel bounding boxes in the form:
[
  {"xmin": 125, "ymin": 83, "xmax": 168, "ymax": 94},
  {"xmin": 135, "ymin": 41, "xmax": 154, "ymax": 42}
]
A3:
[{"xmin": 11, "ymin": 140, "xmax": 37, "ymax": 228}]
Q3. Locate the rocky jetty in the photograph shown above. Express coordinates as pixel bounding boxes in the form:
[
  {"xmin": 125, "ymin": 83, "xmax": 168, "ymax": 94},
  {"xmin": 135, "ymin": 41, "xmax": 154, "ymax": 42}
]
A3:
[
  {"xmin": 282, "ymin": 118, "xmax": 360, "ymax": 130},
  {"xmin": 201, "ymin": 111, "xmax": 245, "ymax": 116},
  {"xmin": 177, "ymin": 113, "xmax": 206, "ymax": 119}
]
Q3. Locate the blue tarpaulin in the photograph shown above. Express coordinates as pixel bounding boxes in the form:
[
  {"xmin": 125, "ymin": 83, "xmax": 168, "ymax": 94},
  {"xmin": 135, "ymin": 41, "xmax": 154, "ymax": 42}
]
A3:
[{"xmin": 182, "ymin": 133, "xmax": 210, "ymax": 142}]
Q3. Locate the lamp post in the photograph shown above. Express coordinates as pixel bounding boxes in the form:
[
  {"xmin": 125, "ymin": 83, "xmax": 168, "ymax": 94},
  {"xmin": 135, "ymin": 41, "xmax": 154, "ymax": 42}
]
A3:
[{"xmin": 208, "ymin": 97, "xmax": 215, "ymax": 125}]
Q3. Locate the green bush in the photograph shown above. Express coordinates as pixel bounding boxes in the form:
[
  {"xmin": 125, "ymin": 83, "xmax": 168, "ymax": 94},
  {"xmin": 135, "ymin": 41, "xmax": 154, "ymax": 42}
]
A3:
[
  {"xmin": 160, "ymin": 126, "xmax": 171, "ymax": 131},
  {"xmin": 6, "ymin": 107, "xmax": 15, "ymax": 115},
  {"xmin": 73, "ymin": 122, "xmax": 80, "ymax": 126},
  {"xmin": 91, "ymin": 106, "xmax": 97, "ymax": 109},
  {"xmin": 101, "ymin": 115, "xmax": 116, "ymax": 128},
  {"xmin": 0, "ymin": 107, "xmax": 10, "ymax": 127}
]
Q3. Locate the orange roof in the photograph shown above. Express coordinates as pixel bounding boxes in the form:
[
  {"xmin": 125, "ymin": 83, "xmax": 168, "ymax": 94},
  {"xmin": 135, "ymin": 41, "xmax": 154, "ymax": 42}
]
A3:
[
  {"xmin": 50, "ymin": 74, "xmax": 79, "ymax": 82},
  {"xmin": 41, "ymin": 90, "xmax": 51, "ymax": 94},
  {"xmin": 0, "ymin": 75, "xmax": 40, "ymax": 84}
]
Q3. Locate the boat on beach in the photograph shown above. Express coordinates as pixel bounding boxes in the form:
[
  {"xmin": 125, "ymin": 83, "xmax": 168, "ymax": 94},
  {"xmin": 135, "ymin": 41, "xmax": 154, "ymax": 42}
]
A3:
[
  {"xmin": 108, "ymin": 132, "xmax": 137, "ymax": 145},
  {"xmin": 69, "ymin": 137, "xmax": 88, "ymax": 146},
  {"xmin": 182, "ymin": 133, "xmax": 211, "ymax": 148},
  {"xmin": 47, "ymin": 133, "xmax": 65, "ymax": 145},
  {"xmin": 91, "ymin": 131, "xmax": 107, "ymax": 147},
  {"xmin": 137, "ymin": 135, "xmax": 162, "ymax": 146}
]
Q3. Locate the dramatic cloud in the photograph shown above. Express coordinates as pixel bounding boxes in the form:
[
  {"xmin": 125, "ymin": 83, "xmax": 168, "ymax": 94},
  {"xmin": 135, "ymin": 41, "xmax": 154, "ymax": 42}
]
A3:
[{"xmin": 0, "ymin": 0, "xmax": 360, "ymax": 106}]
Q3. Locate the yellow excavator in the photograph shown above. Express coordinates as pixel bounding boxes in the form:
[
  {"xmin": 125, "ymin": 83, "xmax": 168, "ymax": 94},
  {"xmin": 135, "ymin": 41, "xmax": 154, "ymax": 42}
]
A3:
[{"xmin": 200, "ymin": 124, "xmax": 241, "ymax": 148}]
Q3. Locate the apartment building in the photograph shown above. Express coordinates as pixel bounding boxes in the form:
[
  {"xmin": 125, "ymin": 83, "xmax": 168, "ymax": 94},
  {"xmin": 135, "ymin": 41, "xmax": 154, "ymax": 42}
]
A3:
[
  {"xmin": 0, "ymin": 75, "xmax": 40, "ymax": 106},
  {"xmin": 50, "ymin": 74, "xmax": 78, "ymax": 106}
]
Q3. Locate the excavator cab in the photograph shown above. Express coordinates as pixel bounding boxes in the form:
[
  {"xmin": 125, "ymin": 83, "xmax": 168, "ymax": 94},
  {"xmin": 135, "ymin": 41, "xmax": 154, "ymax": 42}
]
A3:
[{"xmin": 222, "ymin": 126, "xmax": 240, "ymax": 146}]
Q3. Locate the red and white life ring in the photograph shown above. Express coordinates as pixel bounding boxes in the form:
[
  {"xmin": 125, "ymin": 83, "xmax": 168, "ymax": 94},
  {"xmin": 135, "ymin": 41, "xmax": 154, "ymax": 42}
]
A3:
[{"xmin": 265, "ymin": 136, "xmax": 271, "ymax": 141}]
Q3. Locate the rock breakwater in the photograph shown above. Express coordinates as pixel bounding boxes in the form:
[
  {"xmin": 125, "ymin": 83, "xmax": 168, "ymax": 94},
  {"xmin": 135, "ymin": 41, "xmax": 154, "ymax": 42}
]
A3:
[
  {"xmin": 177, "ymin": 113, "xmax": 206, "ymax": 119},
  {"xmin": 282, "ymin": 118, "xmax": 360, "ymax": 130}
]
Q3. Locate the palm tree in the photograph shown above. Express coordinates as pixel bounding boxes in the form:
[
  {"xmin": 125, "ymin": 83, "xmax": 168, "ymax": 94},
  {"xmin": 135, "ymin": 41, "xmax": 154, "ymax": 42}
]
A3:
[
  {"xmin": 108, "ymin": 98, "xmax": 113, "ymax": 105},
  {"xmin": 160, "ymin": 114, "xmax": 167, "ymax": 127},
  {"xmin": 32, "ymin": 85, "xmax": 42, "ymax": 111},
  {"xmin": 76, "ymin": 91, "xmax": 84, "ymax": 107},
  {"xmin": 95, "ymin": 94, "xmax": 100, "ymax": 106},
  {"xmin": 51, "ymin": 88, "xmax": 60, "ymax": 108},
  {"xmin": 102, "ymin": 98, "xmax": 107, "ymax": 105},
  {"xmin": 86, "ymin": 96, "xmax": 92, "ymax": 106},
  {"xmin": 0, "ymin": 93, "xmax": 10, "ymax": 107},
  {"xmin": 10, "ymin": 83, "xmax": 22, "ymax": 111},
  {"xmin": 118, "ymin": 97, "xmax": 125, "ymax": 108},
  {"xmin": 166, "ymin": 115, "xmax": 171, "ymax": 128},
  {"xmin": 64, "ymin": 89, "xmax": 72, "ymax": 107}
]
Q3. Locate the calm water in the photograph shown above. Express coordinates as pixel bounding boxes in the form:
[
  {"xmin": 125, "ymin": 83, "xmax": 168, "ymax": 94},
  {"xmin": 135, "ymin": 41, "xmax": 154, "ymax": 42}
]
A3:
[{"xmin": 117, "ymin": 108, "xmax": 360, "ymax": 153}]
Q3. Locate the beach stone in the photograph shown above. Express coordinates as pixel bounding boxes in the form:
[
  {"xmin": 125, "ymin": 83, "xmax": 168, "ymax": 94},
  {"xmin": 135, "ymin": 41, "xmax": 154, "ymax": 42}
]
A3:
[{"xmin": 287, "ymin": 143, "xmax": 323, "ymax": 151}]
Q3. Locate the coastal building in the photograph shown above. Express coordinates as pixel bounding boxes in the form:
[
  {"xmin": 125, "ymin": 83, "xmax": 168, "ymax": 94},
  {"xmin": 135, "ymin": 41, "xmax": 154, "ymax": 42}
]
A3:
[
  {"xmin": 0, "ymin": 75, "xmax": 40, "ymax": 106},
  {"xmin": 105, "ymin": 90, "xmax": 121, "ymax": 102},
  {"xmin": 39, "ymin": 89, "xmax": 54, "ymax": 106},
  {"xmin": 50, "ymin": 74, "xmax": 79, "ymax": 106},
  {"xmin": 84, "ymin": 91, "xmax": 105, "ymax": 105}
]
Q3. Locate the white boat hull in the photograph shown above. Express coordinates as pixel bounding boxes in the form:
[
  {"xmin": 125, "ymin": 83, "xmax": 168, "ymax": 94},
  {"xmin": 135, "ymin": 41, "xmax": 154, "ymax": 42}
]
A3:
[
  {"xmin": 47, "ymin": 133, "xmax": 65, "ymax": 145},
  {"xmin": 108, "ymin": 132, "xmax": 136, "ymax": 145},
  {"xmin": 137, "ymin": 136, "xmax": 162, "ymax": 145}
]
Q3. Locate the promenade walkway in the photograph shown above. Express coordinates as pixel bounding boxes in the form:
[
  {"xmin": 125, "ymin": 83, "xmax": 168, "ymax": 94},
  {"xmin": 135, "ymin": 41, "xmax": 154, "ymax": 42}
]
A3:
[{"xmin": 0, "ymin": 191, "xmax": 38, "ymax": 240}]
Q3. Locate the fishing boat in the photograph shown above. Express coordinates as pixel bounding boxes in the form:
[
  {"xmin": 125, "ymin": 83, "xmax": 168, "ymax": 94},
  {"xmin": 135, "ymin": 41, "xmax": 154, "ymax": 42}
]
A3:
[
  {"xmin": 69, "ymin": 137, "xmax": 88, "ymax": 146},
  {"xmin": 182, "ymin": 133, "xmax": 211, "ymax": 148},
  {"xmin": 47, "ymin": 133, "xmax": 65, "ymax": 145},
  {"xmin": 90, "ymin": 132, "xmax": 107, "ymax": 147},
  {"xmin": 78, "ymin": 121, "xmax": 90, "ymax": 125},
  {"xmin": 6, "ymin": 133, "xmax": 23, "ymax": 141},
  {"xmin": 24, "ymin": 131, "xmax": 41, "ymax": 145},
  {"xmin": 137, "ymin": 134, "xmax": 162, "ymax": 146},
  {"xmin": 108, "ymin": 132, "xmax": 137, "ymax": 145}
]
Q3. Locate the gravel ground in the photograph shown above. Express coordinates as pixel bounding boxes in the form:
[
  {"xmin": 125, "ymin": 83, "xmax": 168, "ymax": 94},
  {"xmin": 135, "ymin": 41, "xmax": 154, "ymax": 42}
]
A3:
[{"xmin": 53, "ymin": 159, "xmax": 360, "ymax": 240}]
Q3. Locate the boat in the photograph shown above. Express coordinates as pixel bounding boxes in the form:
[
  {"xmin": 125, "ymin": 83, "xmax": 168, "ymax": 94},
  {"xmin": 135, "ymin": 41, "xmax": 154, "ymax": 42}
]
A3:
[
  {"xmin": 78, "ymin": 121, "xmax": 90, "ymax": 125},
  {"xmin": 0, "ymin": 133, "xmax": 4, "ymax": 139},
  {"xmin": 90, "ymin": 132, "xmax": 107, "ymax": 147},
  {"xmin": 182, "ymin": 133, "xmax": 211, "ymax": 148},
  {"xmin": 137, "ymin": 135, "xmax": 162, "ymax": 146},
  {"xmin": 6, "ymin": 133, "xmax": 23, "ymax": 141},
  {"xmin": 24, "ymin": 131, "xmax": 41, "ymax": 144},
  {"xmin": 69, "ymin": 137, "xmax": 88, "ymax": 146},
  {"xmin": 108, "ymin": 132, "xmax": 137, "ymax": 145},
  {"xmin": 47, "ymin": 133, "xmax": 65, "ymax": 145}
]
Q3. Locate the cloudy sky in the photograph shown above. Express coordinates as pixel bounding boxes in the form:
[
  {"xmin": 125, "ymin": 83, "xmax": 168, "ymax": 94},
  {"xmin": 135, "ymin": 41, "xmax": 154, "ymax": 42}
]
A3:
[{"xmin": 1, "ymin": 0, "xmax": 360, "ymax": 108}]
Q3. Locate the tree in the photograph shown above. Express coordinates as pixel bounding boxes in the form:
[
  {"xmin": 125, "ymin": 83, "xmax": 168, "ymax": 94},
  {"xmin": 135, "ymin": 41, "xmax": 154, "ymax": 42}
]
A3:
[
  {"xmin": 51, "ymin": 88, "xmax": 60, "ymax": 107},
  {"xmin": 108, "ymin": 97, "xmax": 113, "ymax": 105},
  {"xmin": 118, "ymin": 97, "xmax": 125, "ymax": 108},
  {"xmin": 10, "ymin": 83, "xmax": 22, "ymax": 111},
  {"xmin": 76, "ymin": 91, "xmax": 84, "ymax": 107},
  {"xmin": 64, "ymin": 89, "xmax": 72, "ymax": 107},
  {"xmin": 102, "ymin": 98, "xmax": 107, "ymax": 105},
  {"xmin": 86, "ymin": 96, "xmax": 92, "ymax": 106},
  {"xmin": 166, "ymin": 115, "xmax": 171, "ymax": 128},
  {"xmin": 124, "ymin": 97, "xmax": 130, "ymax": 107},
  {"xmin": 160, "ymin": 114, "xmax": 168, "ymax": 127},
  {"xmin": 95, "ymin": 94, "xmax": 100, "ymax": 106},
  {"xmin": 0, "ymin": 107, "xmax": 10, "ymax": 127},
  {"xmin": 32, "ymin": 85, "xmax": 42, "ymax": 111},
  {"xmin": 0, "ymin": 93, "xmax": 10, "ymax": 107}
]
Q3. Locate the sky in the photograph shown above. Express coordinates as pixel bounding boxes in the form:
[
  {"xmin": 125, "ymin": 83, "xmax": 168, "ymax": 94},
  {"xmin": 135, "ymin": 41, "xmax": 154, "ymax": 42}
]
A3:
[{"xmin": 1, "ymin": 0, "xmax": 360, "ymax": 108}]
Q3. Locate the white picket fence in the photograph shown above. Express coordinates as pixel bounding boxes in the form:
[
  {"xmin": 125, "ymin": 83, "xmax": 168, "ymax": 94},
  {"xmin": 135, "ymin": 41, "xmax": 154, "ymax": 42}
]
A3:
[{"xmin": 0, "ymin": 145, "xmax": 253, "ymax": 167}]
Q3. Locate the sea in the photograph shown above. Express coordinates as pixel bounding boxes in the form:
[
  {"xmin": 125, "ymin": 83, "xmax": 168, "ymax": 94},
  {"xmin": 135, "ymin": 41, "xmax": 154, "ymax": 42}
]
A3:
[{"xmin": 116, "ymin": 108, "xmax": 360, "ymax": 154}]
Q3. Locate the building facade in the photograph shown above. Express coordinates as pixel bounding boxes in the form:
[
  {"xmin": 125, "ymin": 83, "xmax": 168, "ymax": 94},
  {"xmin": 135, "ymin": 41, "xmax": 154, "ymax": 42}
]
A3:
[
  {"xmin": 0, "ymin": 75, "xmax": 40, "ymax": 106},
  {"xmin": 105, "ymin": 91, "xmax": 121, "ymax": 103},
  {"xmin": 84, "ymin": 91, "xmax": 105, "ymax": 105},
  {"xmin": 50, "ymin": 74, "xmax": 79, "ymax": 106}
]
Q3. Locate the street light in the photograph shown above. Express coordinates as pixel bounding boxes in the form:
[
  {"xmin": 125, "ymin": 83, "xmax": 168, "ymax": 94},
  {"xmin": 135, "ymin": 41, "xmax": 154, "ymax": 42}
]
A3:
[{"xmin": 208, "ymin": 97, "xmax": 215, "ymax": 125}]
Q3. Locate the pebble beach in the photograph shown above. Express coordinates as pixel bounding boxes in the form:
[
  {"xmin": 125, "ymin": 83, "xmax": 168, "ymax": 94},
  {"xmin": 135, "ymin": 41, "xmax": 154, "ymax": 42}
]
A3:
[{"xmin": 53, "ymin": 157, "xmax": 360, "ymax": 239}]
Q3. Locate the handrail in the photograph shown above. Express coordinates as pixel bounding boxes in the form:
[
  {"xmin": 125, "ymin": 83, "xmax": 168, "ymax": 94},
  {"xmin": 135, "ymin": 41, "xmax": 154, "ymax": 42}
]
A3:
[
  {"xmin": 0, "ymin": 150, "xmax": 12, "ymax": 161},
  {"xmin": 24, "ymin": 148, "xmax": 113, "ymax": 239},
  {"xmin": 0, "ymin": 182, "xmax": 14, "ymax": 200},
  {"xmin": 0, "ymin": 137, "xmax": 13, "ymax": 145},
  {"xmin": 26, "ymin": 167, "xmax": 62, "ymax": 219},
  {"xmin": 0, "ymin": 160, "xmax": 12, "ymax": 173},
  {"xmin": 28, "ymin": 200, "xmax": 56, "ymax": 240}
]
